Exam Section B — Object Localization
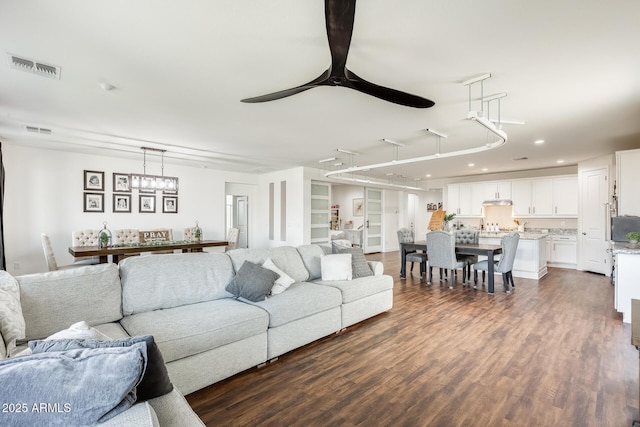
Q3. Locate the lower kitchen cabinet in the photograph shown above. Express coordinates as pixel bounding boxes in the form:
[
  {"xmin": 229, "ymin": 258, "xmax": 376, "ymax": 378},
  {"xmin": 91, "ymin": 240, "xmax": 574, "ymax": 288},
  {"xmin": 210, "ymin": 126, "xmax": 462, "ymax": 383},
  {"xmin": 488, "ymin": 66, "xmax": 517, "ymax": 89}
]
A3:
[{"xmin": 478, "ymin": 236, "xmax": 547, "ymax": 280}]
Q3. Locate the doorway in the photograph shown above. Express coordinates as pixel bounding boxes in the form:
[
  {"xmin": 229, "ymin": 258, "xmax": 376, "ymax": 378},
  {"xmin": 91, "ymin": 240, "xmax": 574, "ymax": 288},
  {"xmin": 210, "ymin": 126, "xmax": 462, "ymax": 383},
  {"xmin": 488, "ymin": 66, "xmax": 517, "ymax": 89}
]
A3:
[
  {"xmin": 579, "ymin": 166, "xmax": 609, "ymax": 274},
  {"xmin": 226, "ymin": 182, "xmax": 255, "ymax": 249}
]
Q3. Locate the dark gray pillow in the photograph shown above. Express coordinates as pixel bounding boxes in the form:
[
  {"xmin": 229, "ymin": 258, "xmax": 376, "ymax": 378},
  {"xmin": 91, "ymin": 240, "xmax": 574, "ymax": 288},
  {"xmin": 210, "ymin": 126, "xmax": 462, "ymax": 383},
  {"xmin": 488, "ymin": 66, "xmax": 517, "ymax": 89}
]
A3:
[
  {"xmin": 335, "ymin": 247, "xmax": 373, "ymax": 278},
  {"xmin": 226, "ymin": 261, "xmax": 279, "ymax": 302},
  {"xmin": 29, "ymin": 335, "xmax": 173, "ymax": 401}
]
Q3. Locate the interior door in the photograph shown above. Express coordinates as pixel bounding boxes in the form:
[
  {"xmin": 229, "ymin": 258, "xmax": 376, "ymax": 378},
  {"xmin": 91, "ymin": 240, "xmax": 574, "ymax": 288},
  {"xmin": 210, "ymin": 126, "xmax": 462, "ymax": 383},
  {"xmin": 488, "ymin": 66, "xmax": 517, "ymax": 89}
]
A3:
[
  {"xmin": 234, "ymin": 196, "xmax": 248, "ymax": 249},
  {"xmin": 579, "ymin": 167, "xmax": 609, "ymax": 274},
  {"xmin": 364, "ymin": 188, "xmax": 383, "ymax": 253}
]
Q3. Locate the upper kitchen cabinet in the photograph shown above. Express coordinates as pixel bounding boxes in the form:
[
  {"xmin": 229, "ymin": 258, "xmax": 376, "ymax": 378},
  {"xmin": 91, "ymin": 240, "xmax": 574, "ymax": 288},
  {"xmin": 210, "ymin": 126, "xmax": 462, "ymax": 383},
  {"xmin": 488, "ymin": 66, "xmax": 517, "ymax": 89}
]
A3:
[
  {"xmin": 617, "ymin": 149, "xmax": 640, "ymax": 216},
  {"xmin": 552, "ymin": 176, "xmax": 578, "ymax": 216},
  {"xmin": 512, "ymin": 178, "xmax": 554, "ymax": 217},
  {"xmin": 482, "ymin": 181, "xmax": 511, "ymax": 201},
  {"xmin": 447, "ymin": 183, "xmax": 483, "ymax": 217}
]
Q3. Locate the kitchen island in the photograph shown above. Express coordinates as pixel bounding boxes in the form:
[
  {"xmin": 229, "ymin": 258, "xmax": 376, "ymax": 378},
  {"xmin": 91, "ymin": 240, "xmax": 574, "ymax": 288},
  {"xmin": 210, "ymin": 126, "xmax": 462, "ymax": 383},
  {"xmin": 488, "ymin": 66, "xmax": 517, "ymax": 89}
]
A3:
[
  {"xmin": 478, "ymin": 232, "xmax": 548, "ymax": 280},
  {"xmin": 611, "ymin": 243, "xmax": 640, "ymax": 323}
]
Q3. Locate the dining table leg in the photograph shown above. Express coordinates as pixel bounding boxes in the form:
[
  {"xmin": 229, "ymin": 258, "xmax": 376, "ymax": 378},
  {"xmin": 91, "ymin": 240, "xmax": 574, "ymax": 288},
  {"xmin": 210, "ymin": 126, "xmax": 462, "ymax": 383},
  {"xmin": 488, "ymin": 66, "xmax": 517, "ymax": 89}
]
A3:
[
  {"xmin": 487, "ymin": 251, "xmax": 495, "ymax": 294},
  {"xmin": 400, "ymin": 245, "xmax": 407, "ymax": 278}
]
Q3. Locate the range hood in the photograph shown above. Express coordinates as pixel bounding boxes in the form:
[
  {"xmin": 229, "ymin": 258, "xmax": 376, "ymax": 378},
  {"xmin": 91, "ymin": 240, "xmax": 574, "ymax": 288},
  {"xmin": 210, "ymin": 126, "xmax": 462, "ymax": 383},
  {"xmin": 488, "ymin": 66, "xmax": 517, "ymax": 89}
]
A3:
[{"xmin": 482, "ymin": 199, "xmax": 513, "ymax": 206}]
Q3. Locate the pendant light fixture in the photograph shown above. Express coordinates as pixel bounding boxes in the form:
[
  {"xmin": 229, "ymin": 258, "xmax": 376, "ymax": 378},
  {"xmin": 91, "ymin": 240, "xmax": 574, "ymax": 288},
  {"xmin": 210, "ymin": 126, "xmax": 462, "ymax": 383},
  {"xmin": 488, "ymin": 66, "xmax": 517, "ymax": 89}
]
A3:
[{"xmin": 130, "ymin": 147, "xmax": 179, "ymax": 194}]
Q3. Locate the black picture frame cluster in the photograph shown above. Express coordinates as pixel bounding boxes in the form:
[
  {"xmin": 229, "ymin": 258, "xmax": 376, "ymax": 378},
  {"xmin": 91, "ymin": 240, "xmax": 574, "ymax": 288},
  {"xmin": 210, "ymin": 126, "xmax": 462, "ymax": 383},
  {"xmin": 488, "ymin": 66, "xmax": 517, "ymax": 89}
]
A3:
[{"xmin": 83, "ymin": 170, "xmax": 179, "ymax": 214}]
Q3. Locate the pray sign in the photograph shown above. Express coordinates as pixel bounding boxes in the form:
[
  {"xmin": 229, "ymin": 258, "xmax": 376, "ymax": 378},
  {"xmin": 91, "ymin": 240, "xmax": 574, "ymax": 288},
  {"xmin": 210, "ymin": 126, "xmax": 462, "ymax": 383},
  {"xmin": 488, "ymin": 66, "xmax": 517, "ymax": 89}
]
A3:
[{"xmin": 139, "ymin": 229, "xmax": 171, "ymax": 243}]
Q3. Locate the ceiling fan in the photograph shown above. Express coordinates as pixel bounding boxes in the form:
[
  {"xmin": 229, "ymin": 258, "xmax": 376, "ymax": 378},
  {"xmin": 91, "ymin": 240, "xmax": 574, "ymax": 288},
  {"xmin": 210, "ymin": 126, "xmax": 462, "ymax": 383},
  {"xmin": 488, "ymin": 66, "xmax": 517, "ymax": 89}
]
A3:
[{"xmin": 241, "ymin": 0, "xmax": 435, "ymax": 108}]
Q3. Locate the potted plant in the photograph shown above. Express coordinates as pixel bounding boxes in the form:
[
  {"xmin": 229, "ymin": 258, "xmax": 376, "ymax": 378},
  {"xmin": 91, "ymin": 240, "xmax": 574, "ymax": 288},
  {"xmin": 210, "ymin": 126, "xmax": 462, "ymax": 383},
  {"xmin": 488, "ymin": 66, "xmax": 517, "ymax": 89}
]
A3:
[
  {"xmin": 194, "ymin": 227, "xmax": 202, "ymax": 242},
  {"xmin": 626, "ymin": 231, "xmax": 640, "ymax": 247},
  {"xmin": 442, "ymin": 213, "xmax": 456, "ymax": 231},
  {"xmin": 99, "ymin": 231, "xmax": 110, "ymax": 248}
]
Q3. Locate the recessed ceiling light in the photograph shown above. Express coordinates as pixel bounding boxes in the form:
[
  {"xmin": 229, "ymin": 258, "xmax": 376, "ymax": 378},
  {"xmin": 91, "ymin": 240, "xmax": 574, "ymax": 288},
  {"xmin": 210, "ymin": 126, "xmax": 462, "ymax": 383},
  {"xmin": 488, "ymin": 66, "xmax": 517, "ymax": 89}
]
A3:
[
  {"xmin": 557, "ymin": 160, "xmax": 565, "ymax": 164},
  {"xmin": 468, "ymin": 163, "xmax": 475, "ymax": 167},
  {"xmin": 482, "ymin": 168, "xmax": 488, "ymax": 172},
  {"xmin": 534, "ymin": 139, "xmax": 545, "ymax": 144},
  {"xmin": 425, "ymin": 174, "xmax": 431, "ymax": 178}
]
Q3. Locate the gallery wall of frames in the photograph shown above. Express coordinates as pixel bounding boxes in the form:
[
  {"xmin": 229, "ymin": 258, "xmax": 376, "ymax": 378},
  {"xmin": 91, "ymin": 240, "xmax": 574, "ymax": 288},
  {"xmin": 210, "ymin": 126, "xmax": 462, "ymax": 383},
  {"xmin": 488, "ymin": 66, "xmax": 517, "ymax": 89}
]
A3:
[{"xmin": 82, "ymin": 170, "xmax": 179, "ymax": 214}]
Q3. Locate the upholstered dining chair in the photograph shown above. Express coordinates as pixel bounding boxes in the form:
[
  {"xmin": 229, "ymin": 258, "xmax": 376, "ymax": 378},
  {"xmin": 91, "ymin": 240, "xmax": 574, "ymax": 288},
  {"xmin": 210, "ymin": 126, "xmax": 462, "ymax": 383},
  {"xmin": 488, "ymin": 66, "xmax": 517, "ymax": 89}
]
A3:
[
  {"xmin": 397, "ymin": 228, "xmax": 428, "ymax": 279},
  {"xmin": 226, "ymin": 227, "xmax": 240, "ymax": 251},
  {"xmin": 426, "ymin": 230, "xmax": 468, "ymax": 288},
  {"xmin": 70, "ymin": 229, "xmax": 101, "ymax": 266},
  {"xmin": 455, "ymin": 229, "xmax": 479, "ymax": 278},
  {"xmin": 473, "ymin": 232, "xmax": 520, "ymax": 294},
  {"xmin": 114, "ymin": 229, "xmax": 141, "ymax": 259},
  {"xmin": 42, "ymin": 234, "xmax": 90, "ymax": 271}
]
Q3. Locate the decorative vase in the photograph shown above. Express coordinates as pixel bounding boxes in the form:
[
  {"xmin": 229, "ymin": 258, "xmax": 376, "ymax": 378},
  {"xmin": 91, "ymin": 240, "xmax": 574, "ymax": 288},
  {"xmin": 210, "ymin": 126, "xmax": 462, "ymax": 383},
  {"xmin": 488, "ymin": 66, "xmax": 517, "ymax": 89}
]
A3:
[{"xmin": 630, "ymin": 239, "xmax": 638, "ymax": 247}]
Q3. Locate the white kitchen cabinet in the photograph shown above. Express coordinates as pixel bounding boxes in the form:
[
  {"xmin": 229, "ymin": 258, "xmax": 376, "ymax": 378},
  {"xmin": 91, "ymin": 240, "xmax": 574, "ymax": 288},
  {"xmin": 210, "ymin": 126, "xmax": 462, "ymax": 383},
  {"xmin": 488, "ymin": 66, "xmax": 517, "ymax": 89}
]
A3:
[
  {"xmin": 447, "ymin": 184, "xmax": 460, "ymax": 215},
  {"xmin": 616, "ymin": 149, "xmax": 640, "ymax": 216},
  {"xmin": 478, "ymin": 236, "xmax": 547, "ymax": 279},
  {"xmin": 483, "ymin": 181, "xmax": 511, "ymax": 201},
  {"xmin": 552, "ymin": 176, "xmax": 578, "ymax": 216},
  {"xmin": 549, "ymin": 235, "xmax": 577, "ymax": 267},
  {"xmin": 512, "ymin": 178, "xmax": 553, "ymax": 216},
  {"xmin": 448, "ymin": 183, "xmax": 483, "ymax": 217}
]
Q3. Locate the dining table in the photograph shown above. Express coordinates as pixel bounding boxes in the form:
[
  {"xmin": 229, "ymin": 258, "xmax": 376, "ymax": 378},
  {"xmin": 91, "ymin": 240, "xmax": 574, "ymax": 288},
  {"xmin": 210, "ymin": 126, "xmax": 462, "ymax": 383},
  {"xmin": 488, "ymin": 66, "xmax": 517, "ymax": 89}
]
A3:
[
  {"xmin": 400, "ymin": 241, "xmax": 503, "ymax": 294},
  {"xmin": 69, "ymin": 240, "xmax": 229, "ymax": 264}
]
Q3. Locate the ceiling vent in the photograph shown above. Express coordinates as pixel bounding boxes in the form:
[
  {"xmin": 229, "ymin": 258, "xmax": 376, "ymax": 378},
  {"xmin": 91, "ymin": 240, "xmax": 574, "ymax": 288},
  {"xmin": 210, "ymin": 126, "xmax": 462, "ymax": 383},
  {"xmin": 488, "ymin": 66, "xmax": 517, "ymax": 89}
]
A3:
[
  {"xmin": 512, "ymin": 156, "xmax": 529, "ymax": 161},
  {"xmin": 26, "ymin": 126, "xmax": 52, "ymax": 135},
  {"xmin": 7, "ymin": 53, "xmax": 61, "ymax": 79}
]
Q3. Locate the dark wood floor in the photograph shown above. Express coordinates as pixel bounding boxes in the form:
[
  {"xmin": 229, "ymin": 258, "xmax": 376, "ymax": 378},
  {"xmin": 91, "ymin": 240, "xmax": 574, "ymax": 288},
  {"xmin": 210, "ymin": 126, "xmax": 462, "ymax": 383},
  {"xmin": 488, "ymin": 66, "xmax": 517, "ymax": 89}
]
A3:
[{"xmin": 187, "ymin": 251, "xmax": 639, "ymax": 427}]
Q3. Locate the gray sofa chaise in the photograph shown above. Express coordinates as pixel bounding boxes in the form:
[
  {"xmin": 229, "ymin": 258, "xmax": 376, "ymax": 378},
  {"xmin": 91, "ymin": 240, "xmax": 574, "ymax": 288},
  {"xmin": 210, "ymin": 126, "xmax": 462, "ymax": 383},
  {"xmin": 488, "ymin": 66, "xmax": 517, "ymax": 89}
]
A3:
[{"xmin": 2, "ymin": 244, "xmax": 393, "ymax": 426}]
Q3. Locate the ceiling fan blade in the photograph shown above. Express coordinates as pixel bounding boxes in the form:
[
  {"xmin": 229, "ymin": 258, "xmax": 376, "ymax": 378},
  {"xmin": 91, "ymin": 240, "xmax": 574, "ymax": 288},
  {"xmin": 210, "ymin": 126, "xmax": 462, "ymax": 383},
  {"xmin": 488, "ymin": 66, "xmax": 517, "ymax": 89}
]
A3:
[
  {"xmin": 345, "ymin": 69, "xmax": 435, "ymax": 108},
  {"xmin": 241, "ymin": 70, "xmax": 331, "ymax": 103},
  {"xmin": 325, "ymin": 0, "xmax": 355, "ymax": 74}
]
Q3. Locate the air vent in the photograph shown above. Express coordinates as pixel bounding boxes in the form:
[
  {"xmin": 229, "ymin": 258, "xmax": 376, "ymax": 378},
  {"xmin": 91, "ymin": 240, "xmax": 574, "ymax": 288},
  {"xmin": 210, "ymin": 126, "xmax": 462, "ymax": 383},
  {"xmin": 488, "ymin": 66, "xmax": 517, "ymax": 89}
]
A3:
[
  {"xmin": 7, "ymin": 53, "xmax": 61, "ymax": 79},
  {"xmin": 25, "ymin": 126, "xmax": 52, "ymax": 134},
  {"xmin": 512, "ymin": 156, "xmax": 529, "ymax": 161}
]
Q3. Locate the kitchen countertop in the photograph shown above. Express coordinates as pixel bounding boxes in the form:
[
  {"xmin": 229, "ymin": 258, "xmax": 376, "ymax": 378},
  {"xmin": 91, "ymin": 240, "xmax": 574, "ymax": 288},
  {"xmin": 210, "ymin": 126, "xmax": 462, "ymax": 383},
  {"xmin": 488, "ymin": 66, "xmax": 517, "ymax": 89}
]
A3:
[
  {"xmin": 610, "ymin": 242, "xmax": 640, "ymax": 255},
  {"xmin": 479, "ymin": 232, "xmax": 548, "ymax": 240}
]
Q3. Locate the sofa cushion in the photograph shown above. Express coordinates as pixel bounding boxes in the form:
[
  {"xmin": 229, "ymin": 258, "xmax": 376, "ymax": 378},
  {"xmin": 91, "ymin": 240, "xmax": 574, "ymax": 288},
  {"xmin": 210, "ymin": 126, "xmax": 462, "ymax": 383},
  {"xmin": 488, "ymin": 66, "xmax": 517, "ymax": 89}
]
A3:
[
  {"xmin": 228, "ymin": 246, "xmax": 310, "ymax": 282},
  {"xmin": 18, "ymin": 264, "xmax": 122, "ymax": 340},
  {"xmin": 119, "ymin": 299, "xmax": 269, "ymax": 363},
  {"xmin": 296, "ymin": 244, "xmax": 332, "ymax": 280},
  {"xmin": 120, "ymin": 253, "xmax": 235, "ymax": 316},
  {"xmin": 0, "ymin": 271, "xmax": 25, "ymax": 358},
  {"xmin": 29, "ymin": 335, "xmax": 173, "ymax": 401},
  {"xmin": 334, "ymin": 247, "xmax": 373, "ymax": 278},
  {"xmin": 226, "ymin": 261, "xmax": 278, "ymax": 302},
  {"xmin": 313, "ymin": 274, "xmax": 394, "ymax": 304},
  {"xmin": 0, "ymin": 344, "xmax": 147, "ymax": 425},
  {"xmin": 101, "ymin": 402, "xmax": 159, "ymax": 427},
  {"xmin": 321, "ymin": 254, "xmax": 352, "ymax": 281},
  {"xmin": 246, "ymin": 282, "xmax": 342, "ymax": 328}
]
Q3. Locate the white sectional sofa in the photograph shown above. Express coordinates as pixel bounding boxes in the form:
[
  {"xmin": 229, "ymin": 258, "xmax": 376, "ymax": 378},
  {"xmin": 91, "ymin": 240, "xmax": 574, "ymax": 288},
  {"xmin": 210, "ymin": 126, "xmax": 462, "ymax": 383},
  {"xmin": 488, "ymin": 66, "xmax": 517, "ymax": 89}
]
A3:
[{"xmin": 0, "ymin": 244, "xmax": 393, "ymax": 426}]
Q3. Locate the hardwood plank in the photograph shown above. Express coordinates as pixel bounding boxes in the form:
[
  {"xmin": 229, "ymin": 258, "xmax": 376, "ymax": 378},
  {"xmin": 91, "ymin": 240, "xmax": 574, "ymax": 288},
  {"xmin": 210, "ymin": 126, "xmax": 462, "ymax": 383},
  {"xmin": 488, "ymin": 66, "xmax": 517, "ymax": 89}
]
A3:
[{"xmin": 186, "ymin": 252, "xmax": 638, "ymax": 426}]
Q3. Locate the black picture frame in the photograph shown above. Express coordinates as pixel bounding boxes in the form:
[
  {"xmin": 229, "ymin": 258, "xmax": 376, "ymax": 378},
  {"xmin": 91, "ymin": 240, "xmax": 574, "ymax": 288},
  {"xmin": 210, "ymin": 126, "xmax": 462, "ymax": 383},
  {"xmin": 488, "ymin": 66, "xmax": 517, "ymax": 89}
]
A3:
[
  {"xmin": 83, "ymin": 192, "xmax": 104, "ymax": 212},
  {"xmin": 84, "ymin": 170, "xmax": 104, "ymax": 191},
  {"xmin": 139, "ymin": 194, "xmax": 156, "ymax": 213},
  {"xmin": 162, "ymin": 196, "xmax": 178, "ymax": 213},
  {"xmin": 113, "ymin": 194, "xmax": 132, "ymax": 213},
  {"xmin": 113, "ymin": 173, "xmax": 131, "ymax": 193}
]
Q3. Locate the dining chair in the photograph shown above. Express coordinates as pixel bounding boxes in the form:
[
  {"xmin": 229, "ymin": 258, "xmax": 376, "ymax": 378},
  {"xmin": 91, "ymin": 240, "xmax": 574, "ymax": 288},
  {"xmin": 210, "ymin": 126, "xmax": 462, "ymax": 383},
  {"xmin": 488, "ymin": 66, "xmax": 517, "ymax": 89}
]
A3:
[
  {"xmin": 42, "ymin": 234, "xmax": 90, "ymax": 271},
  {"xmin": 70, "ymin": 230, "xmax": 101, "ymax": 266},
  {"xmin": 426, "ymin": 230, "xmax": 467, "ymax": 288},
  {"xmin": 455, "ymin": 229, "xmax": 479, "ymax": 279},
  {"xmin": 397, "ymin": 228, "xmax": 427, "ymax": 278},
  {"xmin": 226, "ymin": 227, "xmax": 240, "ymax": 251},
  {"xmin": 473, "ymin": 232, "xmax": 520, "ymax": 293},
  {"xmin": 114, "ymin": 229, "xmax": 141, "ymax": 258}
]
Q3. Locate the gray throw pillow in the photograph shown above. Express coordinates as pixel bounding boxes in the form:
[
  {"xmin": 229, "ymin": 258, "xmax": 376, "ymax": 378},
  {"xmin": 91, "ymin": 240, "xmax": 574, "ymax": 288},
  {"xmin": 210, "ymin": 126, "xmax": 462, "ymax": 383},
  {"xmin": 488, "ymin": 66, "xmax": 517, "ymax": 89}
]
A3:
[
  {"xmin": 226, "ymin": 261, "xmax": 279, "ymax": 302},
  {"xmin": 29, "ymin": 335, "xmax": 173, "ymax": 401},
  {"xmin": 335, "ymin": 247, "xmax": 373, "ymax": 278},
  {"xmin": 0, "ymin": 344, "xmax": 147, "ymax": 425}
]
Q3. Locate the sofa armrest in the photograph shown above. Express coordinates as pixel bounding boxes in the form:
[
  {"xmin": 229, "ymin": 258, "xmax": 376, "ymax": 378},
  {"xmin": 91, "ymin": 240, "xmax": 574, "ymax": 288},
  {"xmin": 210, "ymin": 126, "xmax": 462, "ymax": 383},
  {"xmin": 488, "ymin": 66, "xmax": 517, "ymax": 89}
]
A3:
[
  {"xmin": 368, "ymin": 261, "xmax": 384, "ymax": 276},
  {"xmin": 100, "ymin": 402, "xmax": 159, "ymax": 427}
]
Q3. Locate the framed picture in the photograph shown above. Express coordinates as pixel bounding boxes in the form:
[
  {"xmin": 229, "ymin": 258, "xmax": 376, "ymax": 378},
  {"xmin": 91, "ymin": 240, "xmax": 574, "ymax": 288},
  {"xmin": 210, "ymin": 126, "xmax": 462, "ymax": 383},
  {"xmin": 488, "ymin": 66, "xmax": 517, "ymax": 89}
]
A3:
[
  {"xmin": 113, "ymin": 173, "xmax": 131, "ymax": 193},
  {"xmin": 113, "ymin": 194, "xmax": 131, "ymax": 213},
  {"xmin": 139, "ymin": 194, "xmax": 156, "ymax": 213},
  {"xmin": 83, "ymin": 192, "xmax": 104, "ymax": 212},
  {"xmin": 84, "ymin": 170, "xmax": 104, "ymax": 191},
  {"xmin": 353, "ymin": 198, "xmax": 364, "ymax": 216},
  {"xmin": 162, "ymin": 196, "xmax": 178, "ymax": 213}
]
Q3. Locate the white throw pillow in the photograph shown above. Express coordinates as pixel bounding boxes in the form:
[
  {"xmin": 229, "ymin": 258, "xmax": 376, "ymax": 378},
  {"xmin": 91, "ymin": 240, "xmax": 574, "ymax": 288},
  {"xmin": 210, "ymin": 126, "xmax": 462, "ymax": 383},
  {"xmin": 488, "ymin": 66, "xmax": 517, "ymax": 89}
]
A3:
[
  {"xmin": 0, "ymin": 271, "xmax": 26, "ymax": 359},
  {"xmin": 320, "ymin": 254, "xmax": 353, "ymax": 281},
  {"xmin": 262, "ymin": 258, "xmax": 296, "ymax": 295},
  {"xmin": 46, "ymin": 321, "xmax": 112, "ymax": 341}
]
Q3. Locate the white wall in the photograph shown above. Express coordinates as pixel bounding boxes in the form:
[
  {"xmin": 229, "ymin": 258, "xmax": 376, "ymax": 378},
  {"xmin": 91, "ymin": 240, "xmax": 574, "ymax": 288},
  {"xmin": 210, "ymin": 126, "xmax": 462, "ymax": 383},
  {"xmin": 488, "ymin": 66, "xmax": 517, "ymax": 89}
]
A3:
[
  {"xmin": 330, "ymin": 184, "xmax": 365, "ymax": 229},
  {"xmin": 259, "ymin": 167, "xmax": 306, "ymax": 247},
  {"xmin": 3, "ymin": 144, "xmax": 259, "ymax": 274}
]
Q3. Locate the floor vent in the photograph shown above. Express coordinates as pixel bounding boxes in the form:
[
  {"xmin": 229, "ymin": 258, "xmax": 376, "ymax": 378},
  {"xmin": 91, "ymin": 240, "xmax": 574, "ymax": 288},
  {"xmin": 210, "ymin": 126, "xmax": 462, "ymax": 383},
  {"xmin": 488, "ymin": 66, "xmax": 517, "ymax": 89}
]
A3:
[{"xmin": 7, "ymin": 53, "xmax": 61, "ymax": 80}]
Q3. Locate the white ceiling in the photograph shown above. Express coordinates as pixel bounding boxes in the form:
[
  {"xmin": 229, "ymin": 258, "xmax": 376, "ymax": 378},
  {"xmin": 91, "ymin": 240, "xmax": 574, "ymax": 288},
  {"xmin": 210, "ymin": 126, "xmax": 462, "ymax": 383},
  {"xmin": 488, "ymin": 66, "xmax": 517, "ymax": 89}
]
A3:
[{"xmin": 1, "ymin": 0, "xmax": 639, "ymax": 187}]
